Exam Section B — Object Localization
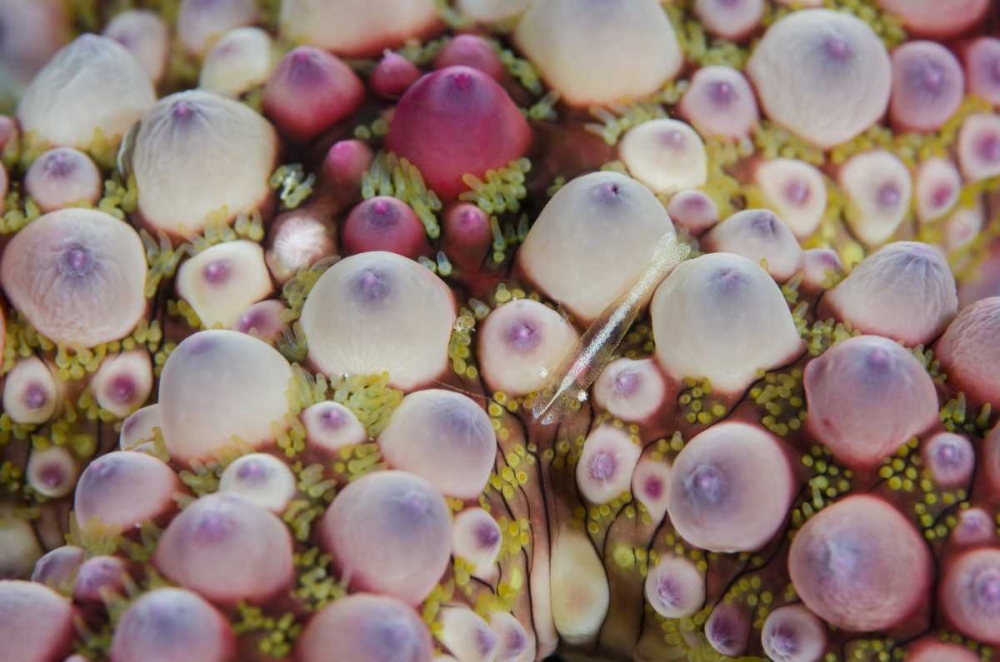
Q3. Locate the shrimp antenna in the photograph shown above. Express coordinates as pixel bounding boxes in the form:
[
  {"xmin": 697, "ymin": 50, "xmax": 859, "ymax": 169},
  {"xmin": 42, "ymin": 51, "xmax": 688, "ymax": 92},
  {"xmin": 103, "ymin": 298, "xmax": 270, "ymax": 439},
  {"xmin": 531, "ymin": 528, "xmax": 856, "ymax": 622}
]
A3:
[{"xmin": 531, "ymin": 232, "xmax": 690, "ymax": 425}]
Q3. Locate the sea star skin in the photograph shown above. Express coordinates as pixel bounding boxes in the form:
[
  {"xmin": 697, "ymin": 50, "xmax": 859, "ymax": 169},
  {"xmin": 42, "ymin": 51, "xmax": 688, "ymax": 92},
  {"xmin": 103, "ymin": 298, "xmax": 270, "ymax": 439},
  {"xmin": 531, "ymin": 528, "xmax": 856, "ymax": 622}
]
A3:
[{"xmin": 0, "ymin": 3, "xmax": 1000, "ymax": 662}]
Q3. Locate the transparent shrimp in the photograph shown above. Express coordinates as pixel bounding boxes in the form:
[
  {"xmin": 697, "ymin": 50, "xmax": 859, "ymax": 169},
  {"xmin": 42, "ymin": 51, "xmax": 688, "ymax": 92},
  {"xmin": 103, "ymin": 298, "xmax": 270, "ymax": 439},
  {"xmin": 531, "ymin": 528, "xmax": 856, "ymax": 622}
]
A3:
[{"xmin": 532, "ymin": 232, "xmax": 690, "ymax": 425}]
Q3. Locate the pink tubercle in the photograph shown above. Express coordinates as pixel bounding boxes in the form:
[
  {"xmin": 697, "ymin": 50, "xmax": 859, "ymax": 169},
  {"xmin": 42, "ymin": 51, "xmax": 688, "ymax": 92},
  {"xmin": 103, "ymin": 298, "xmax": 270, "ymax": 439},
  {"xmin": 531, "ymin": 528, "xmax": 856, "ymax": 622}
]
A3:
[
  {"xmin": 443, "ymin": 203, "xmax": 492, "ymax": 271},
  {"xmin": 370, "ymin": 50, "xmax": 422, "ymax": 99},
  {"xmin": 433, "ymin": 34, "xmax": 505, "ymax": 81},
  {"xmin": 341, "ymin": 196, "xmax": 430, "ymax": 259},
  {"xmin": 262, "ymin": 46, "xmax": 366, "ymax": 142}
]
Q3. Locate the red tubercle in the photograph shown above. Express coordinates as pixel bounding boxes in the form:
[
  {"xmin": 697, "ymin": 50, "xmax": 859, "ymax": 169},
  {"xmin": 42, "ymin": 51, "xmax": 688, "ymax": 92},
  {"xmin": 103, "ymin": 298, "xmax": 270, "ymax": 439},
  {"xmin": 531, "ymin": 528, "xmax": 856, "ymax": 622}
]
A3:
[
  {"xmin": 385, "ymin": 65, "xmax": 531, "ymax": 199},
  {"xmin": 320, "ymin": 139, "xmax": 374, "ymax": 193},
  {"xmin": 262, "ymin": 46, "xmax": 366, "ymax": 143},
  {"xmin": 442, "ymin": 202, "xmax": 492, "ymax": 272},
  {"xmin": 370, "ymin": 50, "xmax": 421, "ymax": 99},
  {"xmin": 341, "ymin": 196, "xmax": 430, "ymax": 259}
]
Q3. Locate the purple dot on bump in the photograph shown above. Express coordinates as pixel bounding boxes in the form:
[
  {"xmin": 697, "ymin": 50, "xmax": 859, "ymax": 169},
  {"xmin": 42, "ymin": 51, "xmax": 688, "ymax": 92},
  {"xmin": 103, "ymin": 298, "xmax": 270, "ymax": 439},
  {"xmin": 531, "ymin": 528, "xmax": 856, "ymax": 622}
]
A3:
[
  {"xmin": 915, "ymin": 60, "xmax": 945, "ymax": 94},
  {"xmin": 708, "ymin": 614, "xmax": 732, "ymax": 641},
  {"xmin": 931, "ymin": 184, "xmax": 953, "ymax": 208},
  {"xmin": 39, "ymin": 465, "xmax": 65, "ymax": 488},
  {"xmin": 397, "ymin": 489, "xmax": 433, "ymax": 521},
  {"xmin": 589, "ymin": 450, "xmax": 617, "ymax": 482},
  {"xmin": 145, "ymin": 601, "xmax": 188, "ymax": 640},
  {"xmin": 679, "ymin": 195, "xmax": 707, "ymax": 213},
  {"xmin": 748, "ymin": 211, "xmax": 779, "ymax": 235},
  {"xmin": 367, "ymin": 199, "xmax": 399, "ymax": 230},
  {"xmin": 92, "ymin": 458, "xmax": 120, "ymax": 482},
  {"xmin": 171, "ymin": 100, "xmax": 196, "ymax": 122},
  {"xmin": 459, "ymin": 208, "xmax": 485, "ymax": 229},
  {"xmin": 864, "ymin": 347, "xmax": 892, "ymax": 371},
  {"xmin": 688, "ymin": 465, "xmax": 724, "ymax": 505},
  {"xmin": 975, "ymin": 570, "xmax": 1000, "ymax": 611},
  {"xmin": 876, "ymin": 183, "xmax": 901, "ymax": 208},
  {"xmin": 238, "ymin": 310, "xmax": 268, "ymax": 334},
  {"xmin": 476, "ymin": 521, "xmax": 501, "ymax": 549},
  {"xmin": 59, "ymin": 244, "xmax": 94, "ymax": 278},
  {"xmin": 709, "ymin": 81, "xmax": 734, "ymax": 105},
  {"xmin": 107, "ymin": 375, "xmax": 136, "ymax": 404},
  {"xmin": 991, "ymin": 58, "xmax": 1000, "ymax": 83},
  {"xmin": 657, "ymin": 576, "xmax": 681, "ymax": 608},
  {"xmin": 288, "ymin": 50, "xmax": 326, "ymax": 85},
  {"xmin": 448, "ymin": 70, "xmax": 476, "ymax": 94},
  {"xmin": 43, "ymin": 152, "xmax": 75, "ymax": 178},
  {"xmin": 977, "ymin": 134, "xmax": 1000, "ymax": 163},
  {"xmin": 351, "ymin": 268, "xmax": 392, "ymax": 304},
  {"xmin": 236, "ymin": 459, "xmax": 268, "ymax": 483},
  {"xmin": 661, "ymin": 130, "xmax": 686, "ymax": 150},
  {"xmin": 934, "ymin": 441, "xmax": 960, "ymax": 467},
  {"xmin": 184, "ymin": 333, "xmax": 216, "ymax": 356},
  {"xmin": 112, "ymin": 32, "xmax": 133, "ymax": 49},
  {"xmin": 814, "ymin": 252, "xmax": 838, "ymax": 268},
  {"xmin": 613, "ymin": 370, "xmax": 641, "ymax": 397},
  {"xmin": 22, "ymin": 383, "xmax": 48, "ymax": 410},
  {"xmin": 823, "ymin": 36, "xmax": 851, "ymax": 63},
  {"xmin": 371, "ymin": 618, "xmax": 415, "ymax": 655},
  {"xmin": 319, "ymin": 406, "xmax": 347, "ymax": 429},
  {"xmin": 476, "ymin": 627, "xmax": 497, "ymax": 655},
  {"xmin": 593, "ymin": 181, "xmax": 624, "ymax": 205},
  {"xmin": 784, "ymin": 180, "xmax": 810, "ymax": 206},
  {"xmin": 644, "ymin": 476, "xmax": 663, "ymax": 500},
  {"xmin": 959, "ymin": 511, "xmax": 991, "ymax": 536},
  {"xmin": 713, "ymin": 267, "xmax": 745, "ymax": 294},
  {"xmin": 505, "ymin": 319, "xmax": 541, "ymax": 352},
  {"xmin": 505, "ymin": 627, "xmax": 526, "ymax": 655},
  {"xmin": 770, "ymin": 626, "xmax": 799, "ymax": 657},
  {"xmin": 193, "ymin": 510, "xmax": 232, "ymax": 543},
  {"xmin": 202, "ymin": 260, "xmax": 231, "ymax": 285}
]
